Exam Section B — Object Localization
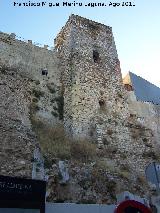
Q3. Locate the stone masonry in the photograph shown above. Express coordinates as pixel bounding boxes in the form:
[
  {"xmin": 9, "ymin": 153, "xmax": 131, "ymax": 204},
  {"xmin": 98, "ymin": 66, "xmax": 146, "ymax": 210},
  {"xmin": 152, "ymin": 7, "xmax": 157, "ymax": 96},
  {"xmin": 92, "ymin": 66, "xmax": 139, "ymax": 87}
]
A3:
[
  {"xmin": 54, "ymin": 15, "xmax": 157, "ymax": 174},
  {"xmin": 55, "ymin": 15, "xmax": 128, "ymax": 140},
  {"xmin": 0, "ymin": 14, "xmax": 160, "ymax": 201}
]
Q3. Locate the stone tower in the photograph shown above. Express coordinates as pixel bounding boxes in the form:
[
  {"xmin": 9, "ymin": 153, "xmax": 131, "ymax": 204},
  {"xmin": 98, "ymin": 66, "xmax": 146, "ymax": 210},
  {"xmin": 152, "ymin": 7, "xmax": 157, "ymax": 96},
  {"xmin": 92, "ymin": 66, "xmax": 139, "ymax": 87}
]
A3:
[{"xmin": 55, "ymin": 15, "xmax": 130, "ymax": 148}]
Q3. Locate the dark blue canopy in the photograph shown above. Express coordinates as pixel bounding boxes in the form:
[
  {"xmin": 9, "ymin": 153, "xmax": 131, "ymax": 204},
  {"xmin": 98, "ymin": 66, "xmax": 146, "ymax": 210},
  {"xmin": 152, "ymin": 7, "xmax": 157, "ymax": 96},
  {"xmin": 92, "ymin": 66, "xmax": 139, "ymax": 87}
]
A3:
[{"xmin": 129, "ymin": 72, "xmax": 160, "ymax": 104}]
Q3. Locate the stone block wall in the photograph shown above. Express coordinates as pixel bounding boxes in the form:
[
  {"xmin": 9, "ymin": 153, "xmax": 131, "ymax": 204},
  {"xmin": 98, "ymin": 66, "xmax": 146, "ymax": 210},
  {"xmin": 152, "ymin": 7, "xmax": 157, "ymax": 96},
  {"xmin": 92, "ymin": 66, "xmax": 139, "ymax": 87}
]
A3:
[
  {"xmin": 0, "ymin": 65, "xmax": 36, "ymax": 177},
  {"xmin": 54, "ymin": 14, "xmax": 159, "ymax": 176},
  {"xmin": 0, "ymin": 32, "xmax": 62, "ymax": 177},
  {"xmin": 0, "ymin": 32, "xmax": 63, "ymax": 124},
  {"xmin": 0, "ymin": 14, "xmax": 160, "ymax": 185},
  {"xmin": 0, "ymin": 32, "xmax": 59, "ymax": 82},
  {"xmin": 55, "ymin": 15, "xmax": 127, "ymax": 139},
  {"xmin": 127, "ymin": 91, "xmax": 160, "ymax": 149}
]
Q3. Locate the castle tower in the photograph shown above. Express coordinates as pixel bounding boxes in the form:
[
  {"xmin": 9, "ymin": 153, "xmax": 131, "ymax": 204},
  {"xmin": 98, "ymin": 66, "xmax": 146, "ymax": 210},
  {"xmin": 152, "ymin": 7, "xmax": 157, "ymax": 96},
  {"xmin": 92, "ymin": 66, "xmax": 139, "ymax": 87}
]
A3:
[{"xmin": 55, "ymin": 15, "xmax": 130, "ymax": 147}]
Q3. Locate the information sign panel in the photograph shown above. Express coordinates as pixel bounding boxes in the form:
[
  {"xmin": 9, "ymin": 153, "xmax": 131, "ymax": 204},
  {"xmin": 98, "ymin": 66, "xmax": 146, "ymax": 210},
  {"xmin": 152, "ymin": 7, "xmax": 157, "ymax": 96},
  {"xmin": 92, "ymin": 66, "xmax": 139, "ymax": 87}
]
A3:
[{"xmin": 0, "ymin": 175, "xmax": 46, "ymax": 213}]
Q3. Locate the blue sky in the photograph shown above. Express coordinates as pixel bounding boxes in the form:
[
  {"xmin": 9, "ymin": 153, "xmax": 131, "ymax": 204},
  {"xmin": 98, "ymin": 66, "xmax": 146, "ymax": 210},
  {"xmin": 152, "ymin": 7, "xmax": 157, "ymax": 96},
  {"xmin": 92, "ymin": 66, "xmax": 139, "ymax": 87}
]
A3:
[{"xmin": 0, "ymin": 0, "xmax": 160, "ymax": 87}]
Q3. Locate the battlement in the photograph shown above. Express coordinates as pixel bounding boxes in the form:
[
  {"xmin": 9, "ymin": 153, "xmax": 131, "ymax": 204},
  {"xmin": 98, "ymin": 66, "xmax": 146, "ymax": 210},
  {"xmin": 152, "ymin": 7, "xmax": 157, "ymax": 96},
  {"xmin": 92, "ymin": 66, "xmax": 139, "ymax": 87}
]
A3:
[
  {"xmin": 0, "ymin": 31, "xmax": 59, "ymax": 84},
  {"xmin": 69, "ymin": 14, "xmax": 112, "ymax": 30},
  {"xmin": 0, "ymin": 31, "xmax": 53, "ymax": 51},
  {"xmin": 54, "ymin": 14, "xmax": 112, "ymax": 50}
]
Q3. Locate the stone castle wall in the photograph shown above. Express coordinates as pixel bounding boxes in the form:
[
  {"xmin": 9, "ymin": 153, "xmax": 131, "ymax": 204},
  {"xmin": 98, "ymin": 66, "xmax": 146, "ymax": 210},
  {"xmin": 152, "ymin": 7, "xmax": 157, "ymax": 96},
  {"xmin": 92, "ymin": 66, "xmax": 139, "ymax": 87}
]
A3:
[
  {"xmin": 0, "ymin": 32, "xmax": 60, "ymax": 83},
  {"xmin": 0, "ymin": 32, "xmax": 63, "ymax": 124},
  {"xmin": 127, "ymin": 91, "xmax": 160, "ymax": 147},
  {"xmin": 0, "ymin": 63, "xmax": 36, "ymax": 177},
  {"xmin": 55, "ymin": 15, "xmax": 127, "ymax": 139},
  {"xmin": 0, "ymin": 32, "xmax": 62, "ymax": 178},
  {"xmin": 54, "ymin": 15, "xmax": 155, "ymax": 174},
  {"xmin": 0, "ymin": 14, "xmax": 160, "ymax": 183}
]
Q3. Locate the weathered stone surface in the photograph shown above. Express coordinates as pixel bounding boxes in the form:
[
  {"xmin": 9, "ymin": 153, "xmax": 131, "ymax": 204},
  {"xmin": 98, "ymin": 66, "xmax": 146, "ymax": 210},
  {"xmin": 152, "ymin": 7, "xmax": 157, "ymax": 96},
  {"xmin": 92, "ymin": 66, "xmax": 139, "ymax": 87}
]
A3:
[
  {"xmin": 58, "ymin": 160, "xmax": 70, "ymax": 184},
  {"xmin": 0, "ymin": 14, "xmax": 160, "ymax": 203},
  {"xmin": 0, "ymin": 65, "xmax": 35, "ymax": 177}
]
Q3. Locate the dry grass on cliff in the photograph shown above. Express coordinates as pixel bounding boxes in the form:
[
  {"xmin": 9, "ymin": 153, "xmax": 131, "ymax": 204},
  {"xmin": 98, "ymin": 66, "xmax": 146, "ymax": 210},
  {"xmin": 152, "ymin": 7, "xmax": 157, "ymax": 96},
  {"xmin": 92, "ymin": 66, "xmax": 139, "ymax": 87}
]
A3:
[
  {"xmin": 70, "ymin": 139, "xmax": 97, "ymax": 161},
  {"xmin": 31, "ymin": 116, "xmax": 71, "ymax": 159},
  {"xmin": 31, "ymin": 116, "xmax": 97, "ymax": 162}
]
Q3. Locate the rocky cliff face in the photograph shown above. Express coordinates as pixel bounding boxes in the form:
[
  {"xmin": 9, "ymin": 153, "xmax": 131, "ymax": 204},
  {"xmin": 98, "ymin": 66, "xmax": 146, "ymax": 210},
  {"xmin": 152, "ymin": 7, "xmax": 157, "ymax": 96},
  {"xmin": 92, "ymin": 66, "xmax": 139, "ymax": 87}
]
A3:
[
  {"xmin": 0, "ymin": 64, "xmax": 35, "ymax": 177},
  {"xmin": 43, "ymin": 120, "xmax": 158, "ymax": 204},
  {"xmin": 0, "ymin": 62, "xmax": 158, "ymax": 203},
  {"xmin": 0, "ymin": 60, "xmax": 62, "ymax": 178}
]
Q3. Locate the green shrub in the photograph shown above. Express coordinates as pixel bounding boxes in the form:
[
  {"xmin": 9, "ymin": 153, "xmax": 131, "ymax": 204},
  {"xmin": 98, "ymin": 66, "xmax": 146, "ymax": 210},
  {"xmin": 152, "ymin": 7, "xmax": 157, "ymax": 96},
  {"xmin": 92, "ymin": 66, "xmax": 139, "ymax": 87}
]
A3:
[
  {"xmin": 119, "ymin": 164, "xmax": 131, "ymax": 180},
  {"xmin": 91, "ymin": 166, "xmax": 117, "ymax": 201},
  {"xmin": 30, "ymin": 116, "xmax": 97, "ymax": 162},
  {"xmin": 55, "ymin": 96, "xmax": 64, "ymax": 120},
  {"xmin": 120, "ymin": 163, "xmax": 130, "ymax": 172},
  {"xmin": 29, "ymin": 92, "xmax": 103, "ymax": 165},
  {"xmin": 30, "ymin": 118, "xmax": 71, "ymax": 160},
  {"xmin": 0, "ymin": 64, "xmax": 17, "ymax": 74},
  {"xmin": 0, "ymin": 65, "xmax": 7, "ymax": 74},
  {"xmin": 107, "ymin": 129, "xmax": 113, "ymax": 135},
  {"xmin": 30, "ymin": 116, "xmax": 44, "ymax": 130},
  {"xmin": 32, "ymin": 89, "xmax": 44, "ymax": 99},
  {"xmin": 47, "ymin": 83, "xmax": 56, "ymax": 93},
  {"xmin": 137, "ymin": 175, "xmax": 146, "ymax": 184},
  {"xmin": 95, "ymin": 160, "xmax": 118, "ymax": 173},
  {"xmin": 50, "ymin": 99, "xmax": 55, "ymax": 103},
  {"xmin": 43, "ymin": 156, "xmax": 54, "ymax": 169},
  {"xmin": 32, "ymin": 97, "xmax": 39, "ymax": 103},
  {"xmin": 30, "ymin": 102, "xmax": 40, "ymax": 113},
  {"xmin": 51, "ymin": 111, "xmax": 59, "ymax": 117},
  {"xmin": 117, "ymin": 92, "xmax": 123, "ymax": 98},
  {"xmin": 142, "ymin": 150, "xmax": 159, "ymax": 160},
  {"xmin": 35, "ymin": 80, "xmax": 40, "ymax": 85},
  {"xmin": 119, "ymin": 171, "xmax": 130, "ymax": 180},
  {"xmin": 70, "ymin": 140, "xmax": 97, "ymax": 162},
  {"xmin": 53, "ymin": 106, "xmax": 58, "ymax": 111}
]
